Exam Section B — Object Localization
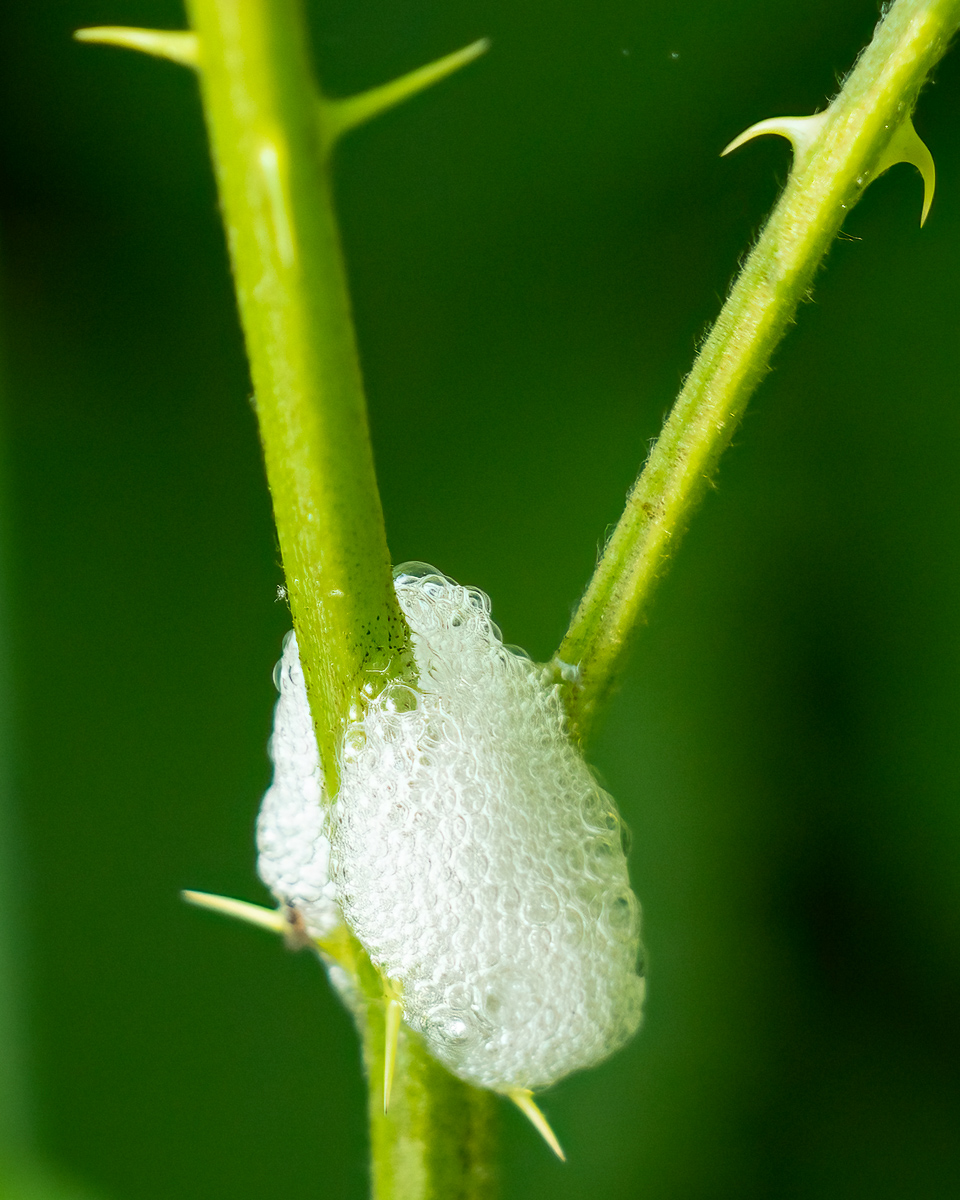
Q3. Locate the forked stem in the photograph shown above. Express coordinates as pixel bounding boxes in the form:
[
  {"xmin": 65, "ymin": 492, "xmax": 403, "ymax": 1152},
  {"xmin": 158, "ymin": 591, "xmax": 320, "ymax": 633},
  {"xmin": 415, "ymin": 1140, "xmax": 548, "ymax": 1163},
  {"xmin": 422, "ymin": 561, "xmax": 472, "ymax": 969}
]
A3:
[{"xmin": 76, "ymin": 0, "xmax": 960, "ymax": 1192}]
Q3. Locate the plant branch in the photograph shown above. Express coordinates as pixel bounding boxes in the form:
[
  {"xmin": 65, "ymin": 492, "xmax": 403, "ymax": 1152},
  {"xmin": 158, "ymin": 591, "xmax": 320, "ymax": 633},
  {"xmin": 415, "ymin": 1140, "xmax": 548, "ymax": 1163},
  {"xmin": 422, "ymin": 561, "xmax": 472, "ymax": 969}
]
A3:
[
  {"xmin": 554, "ymin": 0, "xmax": 960, "ymax": 742},
  {"xmin": 146, "ymin": 3, "xmax": 498, "ymax": 1195},
  {"xmin": 361, "ymin": 1004, "xmax": 499, "ymax": 1200},
  {"xmin": 183, "ymin": 0, "xmax": 408, "ymax": 793}
]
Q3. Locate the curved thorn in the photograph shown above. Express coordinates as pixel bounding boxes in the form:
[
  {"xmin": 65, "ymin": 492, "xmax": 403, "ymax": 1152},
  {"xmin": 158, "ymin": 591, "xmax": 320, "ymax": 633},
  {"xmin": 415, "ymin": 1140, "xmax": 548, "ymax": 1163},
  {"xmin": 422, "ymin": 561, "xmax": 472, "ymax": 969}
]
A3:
[
  {"xmin": 74, "ymin": 27, "xmax": 199, "ymax": 68},
  {"xmin": 874, "ymin": 116, "xmax": 935, "ymax": 226},
  {"xmin": 181, "ymin": 890, "xmax": 287, "ymax": 935},
  {"xmin": 507, "ymin": 1088, "xmax": 566, "ymax": 1161},
  {"xmin": 722, "ymin": 112, "xmax": 829, "ymax": 175},
  {"xmin": 321, "ymin": 37, "xmax": 490, "ymax": 153},
  {"xmin": 383, "ymin": 998, "xmax": 402, "ymax": 1114}
]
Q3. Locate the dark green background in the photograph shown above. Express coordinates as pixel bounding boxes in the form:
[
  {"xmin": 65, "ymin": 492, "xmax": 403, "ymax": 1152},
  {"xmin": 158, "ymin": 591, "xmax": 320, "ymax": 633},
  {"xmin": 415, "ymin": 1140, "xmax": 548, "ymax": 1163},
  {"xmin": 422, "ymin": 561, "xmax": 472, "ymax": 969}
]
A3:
[{"xmin": 1, "ymin": 1, "xmax": 959, "ymax": 1197}]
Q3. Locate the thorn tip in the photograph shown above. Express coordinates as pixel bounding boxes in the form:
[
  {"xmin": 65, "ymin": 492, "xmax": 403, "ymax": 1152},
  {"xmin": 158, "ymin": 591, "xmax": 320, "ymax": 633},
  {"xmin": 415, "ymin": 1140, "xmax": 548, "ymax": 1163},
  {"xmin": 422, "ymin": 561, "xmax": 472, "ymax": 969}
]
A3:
[
  {"xmin": 721, "ymin": 113, "xmax": 828, "ymax": 172},
  {"xmin": 508, "ymin": 1089, "xmax": 566, "ymax": 1161},
  {"xmin": 181, "ymin": 890, "xmax": 287, "ymax": 935},
  {"xmin": 74, "ymin": 27, "xmax": 199, "ymax": 68},
  {"xmin": 383, "ymin": 997, "xmax": 402, "ymax": 1114},
  {"xmin": 874, "ymin": 116, "xmax": 935, "ymax": 227},
  {"xmin": 322, "ymin": 36, "xmax": 490, "ymax": 149}
]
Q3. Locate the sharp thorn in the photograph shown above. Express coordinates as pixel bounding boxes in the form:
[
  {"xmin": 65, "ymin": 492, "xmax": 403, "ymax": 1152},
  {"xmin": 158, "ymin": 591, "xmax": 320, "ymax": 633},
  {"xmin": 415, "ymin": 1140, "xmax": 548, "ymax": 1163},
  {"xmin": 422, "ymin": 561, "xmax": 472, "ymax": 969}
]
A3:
[
  {"xmin": 874, "ymin": 116, "xmax": 935, "ymax": 227},
  {"xmin": 723, "ymin": 107, "xmax": 936, "ymax": 228},
  {"xmin": 383, "ymin": 998, "xmax": 402, "ymax": 1114},
  {"xmin": 507, "ymin": 1088, "xmax": 566, "ymax": 1161},
  {"xmin": 322, "ymin": 37, "xmax": 490, "ymax": 151},
  {"xmin": 181, "ymin": 890, "xmax": 287, "ymax": 935},
  {"xmin": 722, "ymin": 112, "xmax": 829, "ymax": 174},
  {"xmin": 74, "ymin": 27, "xmax": 199, "ymax": 69}
]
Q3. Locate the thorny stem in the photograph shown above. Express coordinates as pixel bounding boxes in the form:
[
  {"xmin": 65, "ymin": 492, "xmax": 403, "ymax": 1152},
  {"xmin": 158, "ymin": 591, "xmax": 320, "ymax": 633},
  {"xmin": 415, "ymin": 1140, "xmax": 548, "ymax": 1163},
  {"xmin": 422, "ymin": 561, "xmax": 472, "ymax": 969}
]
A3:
[
  {"xmin": 314, "ymin": 925, "xmax": 498, "ymax": 1200},
  {"xmin": 184, "ymin": 0, "xmax": 409, "ymax": 795},
  {"xmin": 180, "ymin": 1, "xmax": 491, "ymax": 1196},
  {"xmin": 362, "ymin": 1004, "xmax": 499, "ymax": 1200},
  {"xmin": 555, "ymin": 0, "xmax": 960, "ymax": 742}
]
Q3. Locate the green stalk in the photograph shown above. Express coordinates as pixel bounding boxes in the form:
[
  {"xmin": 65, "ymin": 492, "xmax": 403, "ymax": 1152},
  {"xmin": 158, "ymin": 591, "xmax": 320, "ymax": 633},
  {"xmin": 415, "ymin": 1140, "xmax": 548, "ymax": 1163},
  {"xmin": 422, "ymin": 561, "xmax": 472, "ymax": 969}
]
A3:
[
  {"xmin": 77, "ymin": 5, "xmax": 494, "ymax": 1192},
  {"xmin": 311, "ymin": 926, "xmax": 497, "ymax": 1200},
  {"xmin": 555, "ymin": 0, "xmax": 960, "ymax": 741},
  {"xmin": 174, "ymin": 3, "xmax": 493, "ymax": 1195},
  {"xmin": 362, "ymin": 1005, "xmax": 498, "ymax": 1200},
  {"xmin": 184, "ymin": 0, "xmax": 408, "ymax": 793}
]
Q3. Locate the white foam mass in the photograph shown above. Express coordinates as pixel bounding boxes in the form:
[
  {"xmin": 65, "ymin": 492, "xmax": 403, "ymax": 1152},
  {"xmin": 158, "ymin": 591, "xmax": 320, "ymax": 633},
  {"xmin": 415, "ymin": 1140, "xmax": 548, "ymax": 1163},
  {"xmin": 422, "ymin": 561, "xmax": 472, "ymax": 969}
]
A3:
[
  {"xmin": 256, "ymin": 631, "xmax": 341, "ymax": 940},
  {"xmin": 257, "ymin": 565, "xmax": 645, "ymax": 1092}
]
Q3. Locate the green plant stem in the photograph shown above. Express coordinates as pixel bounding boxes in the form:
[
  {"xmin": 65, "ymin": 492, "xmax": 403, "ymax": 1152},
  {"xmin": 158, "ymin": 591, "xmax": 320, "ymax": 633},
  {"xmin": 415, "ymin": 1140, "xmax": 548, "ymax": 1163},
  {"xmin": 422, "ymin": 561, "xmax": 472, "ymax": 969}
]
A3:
[
  {"xmin": 313, "ymin": 925, "xmax": 498, "ymax": 1200},
  {"xmin": 362, "ymin": 1007, "xmax": 498, "ymax": 1200},
  {"xmin": 555, "ymin": 0, "xmax": 960, "ymax": 741},
  {"xmin": 183, "ymin": 3, "xmax": 494, "ymax": 1195},
  {"xmin": 184, "ymin": 0, "xmax": 408, "ymax": 792}
]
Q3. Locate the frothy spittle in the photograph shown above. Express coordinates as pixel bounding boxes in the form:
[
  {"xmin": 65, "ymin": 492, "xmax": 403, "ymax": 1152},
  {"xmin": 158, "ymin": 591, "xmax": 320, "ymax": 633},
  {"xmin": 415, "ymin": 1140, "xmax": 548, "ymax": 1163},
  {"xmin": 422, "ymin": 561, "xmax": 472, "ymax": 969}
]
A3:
[
  {"xmin": 257, "ymin": 565, "xmax": 645, "ymax": 1092},
  {"xmin": 256, "ymin": 630, "xmax": 340, "ymax": 940}
]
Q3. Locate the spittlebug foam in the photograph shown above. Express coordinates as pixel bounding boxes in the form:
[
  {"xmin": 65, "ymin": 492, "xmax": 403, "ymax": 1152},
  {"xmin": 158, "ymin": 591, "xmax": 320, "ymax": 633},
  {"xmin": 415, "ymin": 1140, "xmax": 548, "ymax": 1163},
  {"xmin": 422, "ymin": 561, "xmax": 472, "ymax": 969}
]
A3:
[{"xmin": 257, "ymin": 564, "xmax": 645, "ymax": 1094}]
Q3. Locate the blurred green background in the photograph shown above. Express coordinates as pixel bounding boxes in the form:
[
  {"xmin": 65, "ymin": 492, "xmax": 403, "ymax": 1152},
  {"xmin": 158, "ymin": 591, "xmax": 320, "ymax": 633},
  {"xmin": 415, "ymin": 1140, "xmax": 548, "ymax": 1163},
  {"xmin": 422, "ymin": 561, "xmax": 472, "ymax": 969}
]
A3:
[{"xmin": 1, "ymin": 1, "xmax": 959, "ymax": 1197}]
